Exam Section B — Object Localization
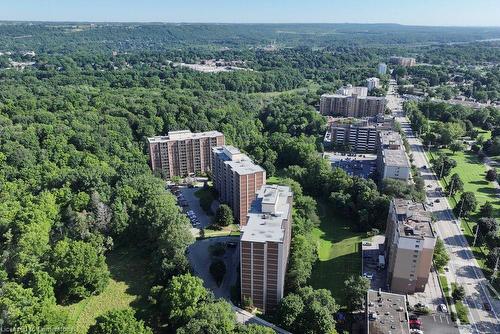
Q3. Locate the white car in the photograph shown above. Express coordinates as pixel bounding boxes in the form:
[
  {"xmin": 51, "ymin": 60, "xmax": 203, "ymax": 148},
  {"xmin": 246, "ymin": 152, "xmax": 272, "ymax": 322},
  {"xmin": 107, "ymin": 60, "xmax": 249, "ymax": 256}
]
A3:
[
  {"xmin": 439, "ymin": 303, "xmax": 448, "ymax": 313},
  {"xmin": 363, "ymin": 272, "xmax": 374, "ymax": 280}
]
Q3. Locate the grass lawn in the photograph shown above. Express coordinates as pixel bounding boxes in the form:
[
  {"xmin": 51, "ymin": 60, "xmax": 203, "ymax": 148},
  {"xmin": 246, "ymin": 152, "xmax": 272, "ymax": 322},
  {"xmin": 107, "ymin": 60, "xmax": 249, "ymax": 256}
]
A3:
[
  {"xmin": 428, "ymin": 149, "xmax": 499, "ymax": 217},
  {"xmin": 249, "ymin": 80, "xmax": 320, "ymax": 98},
  {"xmin": 203, "ymin": 224, "xmax": 240, "ymax": 238},
  {"xmin": 61, "ymin": 247, "xmax": 154, "ymax": 333},
  {"xmin": 308, "ymin": 200, "xmax": 365, "ymax": 305}
]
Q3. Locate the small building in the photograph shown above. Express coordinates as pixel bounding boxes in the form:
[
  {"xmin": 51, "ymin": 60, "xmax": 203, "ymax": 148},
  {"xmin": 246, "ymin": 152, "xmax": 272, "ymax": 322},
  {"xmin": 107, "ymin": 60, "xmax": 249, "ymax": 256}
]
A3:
[
  {"xmin": 366, "ymin": 289, "xmax": 410, "ymax": 334},
  {"xmin": 376, "ymin": 131, "xmax": 411, "ymax": 182}
]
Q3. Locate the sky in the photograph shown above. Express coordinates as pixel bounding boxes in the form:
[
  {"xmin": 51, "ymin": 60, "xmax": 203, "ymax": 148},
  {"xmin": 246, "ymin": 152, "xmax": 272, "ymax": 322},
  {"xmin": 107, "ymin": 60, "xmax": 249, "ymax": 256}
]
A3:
[{"xmin": 1, "ymin": 0, "xmax": 499, "ymax": 27}]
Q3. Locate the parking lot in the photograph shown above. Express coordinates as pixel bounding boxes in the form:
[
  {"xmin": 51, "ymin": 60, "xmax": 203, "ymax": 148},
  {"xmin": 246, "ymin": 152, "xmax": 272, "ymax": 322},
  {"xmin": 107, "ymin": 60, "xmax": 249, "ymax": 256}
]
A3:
[
  {"xmin": 325, "ymin": 152, "xmax": 378, "ymax": 178},
  {"xmin": 170, "ymin": 186, "xmax": 216, "ymax": 232}
]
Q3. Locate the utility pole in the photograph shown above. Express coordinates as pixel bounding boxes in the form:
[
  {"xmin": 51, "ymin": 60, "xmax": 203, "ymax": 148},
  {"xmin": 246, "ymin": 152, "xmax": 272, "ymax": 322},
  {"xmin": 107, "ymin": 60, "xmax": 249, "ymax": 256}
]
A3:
[
  {"xmin": 458, "ymin": 197, "xmax": 465, "ymax": 218},
  {"xmin": 448, "ymin": 177, "xmax": 454, "ymax": 197},
  {"xmin": 473, "ymin": 224, "xmax": 480, "ymax": 247}
]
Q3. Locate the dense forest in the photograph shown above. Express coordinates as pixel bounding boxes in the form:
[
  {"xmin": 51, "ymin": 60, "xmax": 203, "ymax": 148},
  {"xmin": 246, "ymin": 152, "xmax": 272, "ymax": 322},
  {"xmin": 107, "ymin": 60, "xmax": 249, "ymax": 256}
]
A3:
[{"xmin": 0, "ymin": 22, "xmax": 499, "ymax": 333}]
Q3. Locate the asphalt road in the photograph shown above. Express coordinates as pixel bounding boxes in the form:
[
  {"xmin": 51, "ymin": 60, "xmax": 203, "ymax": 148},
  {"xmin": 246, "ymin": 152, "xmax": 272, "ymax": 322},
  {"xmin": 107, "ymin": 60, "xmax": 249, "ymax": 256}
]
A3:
[{"xmin": 387, "ymin": 81, "xmax": 500, "ymax": 334}]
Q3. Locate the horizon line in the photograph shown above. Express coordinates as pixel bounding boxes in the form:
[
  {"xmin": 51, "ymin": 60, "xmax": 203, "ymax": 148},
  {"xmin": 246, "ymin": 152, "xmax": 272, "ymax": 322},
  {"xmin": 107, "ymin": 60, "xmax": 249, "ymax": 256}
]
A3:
[{"xmin": 1, "ymin": 20, "xmax": 500, "ymax": 29}]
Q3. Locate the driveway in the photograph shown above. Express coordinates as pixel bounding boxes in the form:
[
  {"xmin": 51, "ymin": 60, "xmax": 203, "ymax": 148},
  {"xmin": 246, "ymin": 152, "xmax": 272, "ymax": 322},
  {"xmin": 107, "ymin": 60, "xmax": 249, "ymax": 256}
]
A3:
[
  {"xmin": 188, "ymin": 236, "xmax": 240, "ymax": 299},
  {"xmin": 181, "ymin": 186, "xmax": 215, "ymax": 230}
]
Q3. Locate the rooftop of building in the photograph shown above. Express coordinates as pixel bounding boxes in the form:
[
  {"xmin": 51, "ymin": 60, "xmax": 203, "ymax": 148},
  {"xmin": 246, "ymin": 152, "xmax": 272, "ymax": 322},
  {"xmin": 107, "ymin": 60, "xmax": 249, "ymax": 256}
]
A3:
[
  {"xmin": 393, "ymin": 198, "xmax": 434, "ymax": 239},
  {"xmin": 379, "ymin": 131, "xmax": 403, "ymax": 147},
  {"xmin": 212, "ymin": 145, "xmax": 265, "ymax": 175},
  {"xmin": 382, "ymin": 148, "xmax": 410, "ymax": 168},
  {"xmin": 147, "ymin": 130, "xmax": 223, "ymax": 143},
  {"xmin": 321, "ymin": 93, "xmax": 386, "ymax": 101},
  {"xmin": 366, "ymin": 289, "xmax": 409, "ymax": 334},
  {"xmin": 241, "ymin": 185, "xmax": 292, "ymax": 243}
]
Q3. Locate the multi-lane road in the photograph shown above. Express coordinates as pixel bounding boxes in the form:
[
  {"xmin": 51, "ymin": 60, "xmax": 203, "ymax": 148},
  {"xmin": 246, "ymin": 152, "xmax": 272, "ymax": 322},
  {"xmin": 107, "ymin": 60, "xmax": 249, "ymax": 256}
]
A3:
[{"xmin": 386, "ymin": 81, "xmax": 500, "ymax": 334}]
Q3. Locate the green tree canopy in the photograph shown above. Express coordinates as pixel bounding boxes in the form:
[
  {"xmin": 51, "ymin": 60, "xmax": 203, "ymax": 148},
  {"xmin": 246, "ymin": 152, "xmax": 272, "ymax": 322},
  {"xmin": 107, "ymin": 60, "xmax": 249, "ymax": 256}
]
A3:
[{"xmin": 88, "ymin": 309, "xmax": 152, "ymax": 334}]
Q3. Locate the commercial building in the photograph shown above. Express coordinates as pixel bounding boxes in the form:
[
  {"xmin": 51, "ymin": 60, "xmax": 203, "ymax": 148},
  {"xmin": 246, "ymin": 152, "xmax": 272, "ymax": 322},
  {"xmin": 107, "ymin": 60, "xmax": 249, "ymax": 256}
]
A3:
[
  {"xmin": 212, "ymin": 146, "xmax": 266, "ymax": 225},
  {"xmin": 148, "ymin": 130, "xmax": 224, "ymax": 179},
  {"xmin": 324, "ymin": 116, "xmax": 394, "ymax": 153},
  {"xmin": 385, "ymin": 199, "xmax": 436, "ymax": 294},
  {"xmin": 320, "ymin": 94, "xmax": 386, "ymax": 118},
  {"xmin": 390, "ymin": 56, "xmax": 416, "ymax": 67},
  {"xmin": 378, "ymin": 63, "xmax": 387, "ymax": 75},
  {"xmin": 240, "ymin": 185, "xmax": 293, "ymax": 313},
  {"xmin": 366, "ymin": 77, "xmax": 381, "ymax": 92},
  {"xmin": 366, "ymin": 289, "xmax": 410, "ymax": 334},
  {"xmin": 377, "ymin": 131, "xmax": 411, "ymax": 181}
]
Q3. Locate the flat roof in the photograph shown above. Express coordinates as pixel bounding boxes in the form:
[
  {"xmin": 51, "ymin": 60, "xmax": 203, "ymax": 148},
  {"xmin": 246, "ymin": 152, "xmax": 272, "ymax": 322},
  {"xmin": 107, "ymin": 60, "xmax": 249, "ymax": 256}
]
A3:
[
  {"xmin": 212, "ymin": 146, "xmax": 265, "ymax": 175},
  {"xmin": 147, "ymin": 130, "xmax": 223, "ymax": 143},
  {"xmin": 379, "ymin": 131, "xmax": 403, "ymax": 147},
  {"xmin": 321, "ymin": 93, "xmax": 385, "ymax": 101},
  {"xmin": 382, "ymin": 149, "xmax": 410, "ymax": 168},
  {"xmin": 393, "ymin": 199, "xmax": 434, "ymax": 238},
  {"xmin": 367, "ymin": 289, "xmax": 409, "ymax": 334},
  {"xmin": 241, "ymin": 185, "xmax": 292, "ymax": 243}
]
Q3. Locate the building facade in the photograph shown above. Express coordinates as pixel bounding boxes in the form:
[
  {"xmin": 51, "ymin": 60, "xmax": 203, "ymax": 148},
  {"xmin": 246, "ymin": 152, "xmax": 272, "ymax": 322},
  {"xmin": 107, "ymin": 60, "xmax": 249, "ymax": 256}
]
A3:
[
  {"xmin": 377, "ymin": 131, "xmax": 411, "ymax": 181},
  {"xmin": 366, "ymin": 77, "xmax": 381, "ymax": 92},
  {"xmin": 390, "ymin": 56, "xmax": 416, "ymax": 67},
  {"xmin": 320, "ymin": 94, "xmax": 386, "ymax": 118},
  {"xmin": 148, "ymin": 130, "xmax": 224, "ymax": 178},
  {"xmin": 212, "ymin": 146, "xmax": 266, "ymax": 225},
  {"xmin": 324, "ymin": 116, "xmax": 394, "ymax": 153},
  {"xmin": 385, "ymin": 199, "xmax": 436, "ymax": 294},
  {"xmin": 240, "ymin": 185, "xmax": 293, "ymax": 313},
  {"xmin": 378, "ymin": 63, "xmax": 387, "ymax": 75}
]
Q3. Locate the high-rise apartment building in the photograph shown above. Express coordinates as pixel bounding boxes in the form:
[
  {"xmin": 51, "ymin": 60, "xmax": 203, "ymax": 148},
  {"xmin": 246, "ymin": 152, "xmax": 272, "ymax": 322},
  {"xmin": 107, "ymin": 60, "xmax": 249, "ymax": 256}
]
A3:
[
  {"xmin": 385, "ymin": 199, "xmax": 436, "ymax": 294},
  {"xmin": 377, "ymin": 131, "xmax": 411, "ymax": 181},
  {"xmin": 378, "ymin": 63, "xmax": 387, "ymax": 75},
  {"xmin": 212, "ymin": 146, "xmax": 266, "ymax": 225},
  {"xmin": 390, "ymin": 56, "xmax": 416, "ymax": 67},
  {"xmin": 148, "ymin": 130, "xmax": 224, "ymax": 178},
  {"xmin": 320, "ymin": 94, "xmax": 386, "ymax": 117},
  {"xmin": 366, "ymin": 77, "xmax": 381, "ymax": 92},
  {"xmin": 323, "ymin": 116, "xmax": 394, "ymax": 153},
  {"xmin": 240, "ymin": 185, "xmax": 293, "ymax": 313}
]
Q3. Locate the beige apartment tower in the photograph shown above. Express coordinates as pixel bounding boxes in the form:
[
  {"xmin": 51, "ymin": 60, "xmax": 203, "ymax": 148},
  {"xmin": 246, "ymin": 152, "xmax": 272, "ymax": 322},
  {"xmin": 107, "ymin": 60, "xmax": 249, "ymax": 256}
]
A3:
[
  {"xmin": 212, "ymin": 146, "xmax": 266, "ymax": 225},
  {"xmin": 385, "ymin": 199, "xmax": 436, "ymax": 294},
  {"xmin": 320, "ymin": 94, "xmax": 386, "ymax": 118},
  {"xmin": 148, "ymin": 130, "xmax": 224, "ymax": 178},
  {"xmin": 240, "ymin": 185, "xmax": 293, "ymax": 313}
]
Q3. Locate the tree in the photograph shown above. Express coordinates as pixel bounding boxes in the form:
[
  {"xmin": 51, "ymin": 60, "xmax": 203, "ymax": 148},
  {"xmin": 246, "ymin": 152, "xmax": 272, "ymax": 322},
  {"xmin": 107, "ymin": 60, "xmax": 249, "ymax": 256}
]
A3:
[
  {"xmin": 343, "ymin": 275, "xmax": 370, "ymax": 312},
  {"xmin": 177, "ymin": 300, "xmax": 237, "ymax": 334},
  {"xmin": 479, "ymin": 202, "xmax": 494, "ymax": 218},
  {"xmin": 285, "ymin": 235, "xmax": 317, "ymax": 291},
  {"xmin": 452, "ymin": 285, "xmax": 465, "ymax": 301},
  {"xmin": 433, "ymin": 238, "xmax": 449, "ymax": 271},
  {"xmin": 486, "ymin": 169, "xmax": 497, "ymax": 182},
  {"xmin": 431, "ymin": 154, "xmax": 457, "ymax": 179},
  {"xmin": 446, "ymin": 173, "xmax": 464, "ymax": 197},
  {"xmin": 215, "ymin": 204, "xmax": 234, "ymax": 228},
  {"xmin": 477, "ymin": 218, "xmax": 498, "ymax": 247},
  {"xmin": 49, "ymin": 239, "xmax": 110, "ymax": 303},
  {"xmin": 449, "ymin": 141, "xmax": 465, "ymax": 154},
  {"xmin": 163, "ymin": 273, "xmax": 210, "ymax": 325},
  {"xmin": 209, "ymin": 259, "xmax": 226, "ymax": 287},
  {"xmin": 276, "ymin": 286, "xmax": 338, "ymax": 334},
  {"xmin": 455, "ymin": 192, "xmax": 478, "ymax": 218},
  {"xmin": 88, "ymin": 309, "xmax": 153, "ymax": 334},
  {"xmin": 236, "ymin": 324, "xmax": 275, "ymax": 334}
]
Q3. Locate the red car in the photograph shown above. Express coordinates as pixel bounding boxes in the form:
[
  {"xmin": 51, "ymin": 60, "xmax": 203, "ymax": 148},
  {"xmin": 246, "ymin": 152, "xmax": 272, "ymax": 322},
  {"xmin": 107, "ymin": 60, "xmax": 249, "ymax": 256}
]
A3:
[{"xmin": 409, "ymin": 319, "xmax": 422, "ymax": 329}]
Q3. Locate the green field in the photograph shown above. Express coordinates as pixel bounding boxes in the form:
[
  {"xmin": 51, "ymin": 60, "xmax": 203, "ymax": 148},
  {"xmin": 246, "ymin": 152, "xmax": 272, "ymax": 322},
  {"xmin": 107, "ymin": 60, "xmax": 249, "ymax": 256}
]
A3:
[
  {"xmin": 308, "ymin": 201, "xmax": 364, "ymax": 305},
  {"xmin": 428, "ymin": 149, "xmax": 500, "ymax": 217},
  {"xmin": 61, "ymin": 247, "xmax": 153, "ymax": 333}
]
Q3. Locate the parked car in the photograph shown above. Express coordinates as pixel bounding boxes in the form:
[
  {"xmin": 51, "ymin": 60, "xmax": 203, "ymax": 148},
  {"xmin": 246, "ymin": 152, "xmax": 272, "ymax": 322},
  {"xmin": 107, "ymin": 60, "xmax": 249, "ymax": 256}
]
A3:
[
  {"xmin": 434, "ymin": 199, "xmax": 440, "ymax": 203},
  {"xmin": 439, "ymin": 304, "xmax": 448, "ymax": 313},
  {"xmin": 409, "ymin": 315, "xmax": 419, "ymax": 321},
  {"xmin": 363, "ymin": 272, "xmax": 374, "ymax": 280},
  {"xmin": 409, "ymin": 319, "xmax": 422, "ymax": 329},
  {"xmin": 484, "ymin": 303, "xmax": 492, "ymax": 311}
]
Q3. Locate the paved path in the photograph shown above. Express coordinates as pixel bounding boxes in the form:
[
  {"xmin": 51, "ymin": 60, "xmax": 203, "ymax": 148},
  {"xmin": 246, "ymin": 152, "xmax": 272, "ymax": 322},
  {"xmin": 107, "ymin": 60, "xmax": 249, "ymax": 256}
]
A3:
[{"xmin": 387, "ymin": 81, "xmax": 500, "ymax": 334}]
